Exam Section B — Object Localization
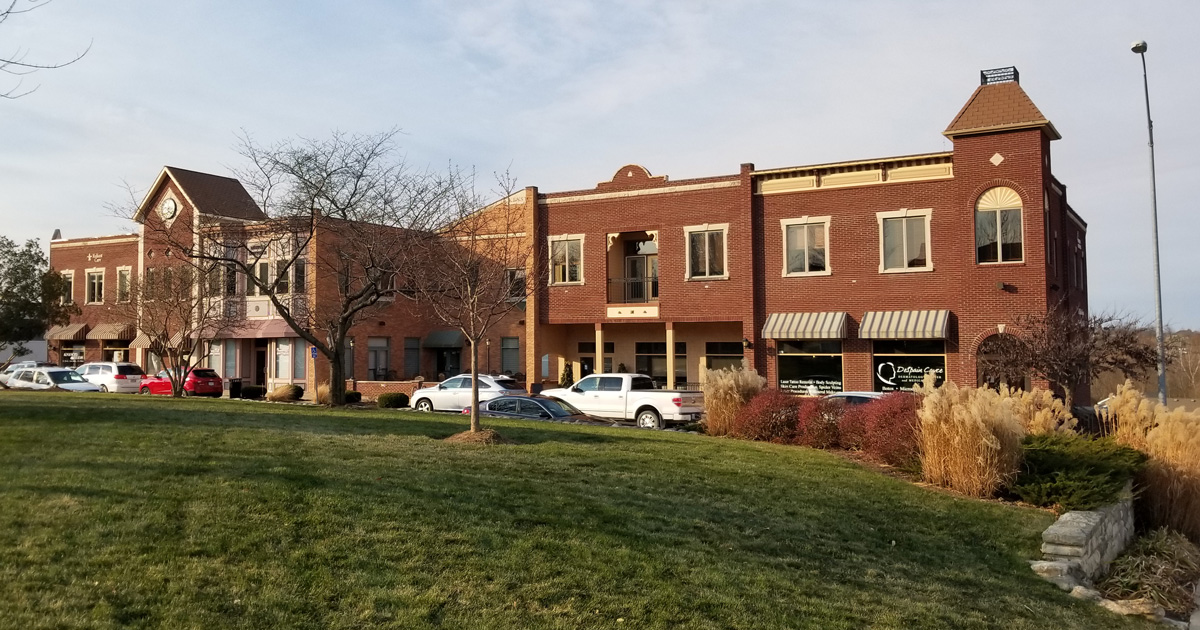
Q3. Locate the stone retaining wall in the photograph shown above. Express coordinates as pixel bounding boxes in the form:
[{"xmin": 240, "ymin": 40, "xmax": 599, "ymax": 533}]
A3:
[{"xmin": 1038, "ymin": 482, "xmax": 1135, "ymax": 581}]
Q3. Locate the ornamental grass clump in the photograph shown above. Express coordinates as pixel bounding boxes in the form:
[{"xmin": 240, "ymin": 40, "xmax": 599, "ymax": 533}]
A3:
[
  {"xmin": 1102, "ymin": 381, "xmax": 1200, "ymax": 542},
  {"xmin": 1097, "ymin": 528, "xmax": 1200, "ymax": 618},
  {"xmin": 266, "ymin": 384, "xmax": 303, "ymax": 402},
  {"xmin": 1004, "ymin": 386, "xmax": 1076, "ymax": 435},
  {"xmin": 731, "ymin": 389, "xmax": 799, "ymax": 444},
  {"xmin": 916, "ymin": 374, "xmax": 1025, "ymax": 498},
  {"xmin": 701, "ymin": 361, "xmax": 766, "ymax": 437}
]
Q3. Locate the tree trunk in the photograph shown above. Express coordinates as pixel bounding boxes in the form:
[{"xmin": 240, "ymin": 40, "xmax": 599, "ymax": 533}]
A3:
[
  {"xmin": 326, "ymin": 345, "xmax": 347, "ymax": 405},
  {"xmin": 470, "ymin": 337, "xmax": 480, "ymax": 433}
]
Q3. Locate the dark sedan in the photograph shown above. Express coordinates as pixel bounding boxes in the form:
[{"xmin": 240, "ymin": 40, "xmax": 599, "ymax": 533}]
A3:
[{"xmin": 462, "ymin": 396, "xmax": 600, "ymax": 422}]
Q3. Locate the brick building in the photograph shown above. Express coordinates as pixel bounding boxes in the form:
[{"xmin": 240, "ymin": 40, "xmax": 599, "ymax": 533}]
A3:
[
  {"xmin": 520, "ymin": 67, "xmax": 1089, "ymax": 400},
  {"xmin": 48, "ymin": 67, "xmax": 1088, "ymax": 401}
]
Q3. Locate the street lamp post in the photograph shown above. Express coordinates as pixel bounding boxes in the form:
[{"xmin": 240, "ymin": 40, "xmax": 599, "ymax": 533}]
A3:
[{"xmin": 1131, "ymin": 40, "xmax": 1169, "ymax": 405}]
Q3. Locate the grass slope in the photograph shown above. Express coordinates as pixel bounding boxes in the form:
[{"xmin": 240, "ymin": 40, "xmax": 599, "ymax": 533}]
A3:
[{"xmin": 0, "ymin": 391, "xmax": 1152, "ymax": 629}]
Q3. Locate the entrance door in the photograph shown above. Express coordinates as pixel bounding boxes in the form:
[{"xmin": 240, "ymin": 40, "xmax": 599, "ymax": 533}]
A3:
[
  {"xmin": 254, "ymin": 349, "xmax": 267, "ymax": 386},
  {"xmin": 624, "ymin": 256, "xmax": 660, "ymax": 303},
  {"xmin": 435, "ymin": 349, "xmax": 462, "ymax": 378}
]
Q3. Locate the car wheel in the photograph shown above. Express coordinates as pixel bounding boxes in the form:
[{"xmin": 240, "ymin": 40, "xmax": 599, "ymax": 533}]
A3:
[
  {"xmin": 99, "ymin": 385, "xmax": 109, "ymax": 393},
  {"xmin": 415, "ymin": 398, "xmax": 433, "ymax": 412},
  {"xmin": 182, "ymin": 389, "xmax": 191, "ymax": 397},
  {"xmin": 636, "ymin": 408, "xmax": 663, "ymax": 430},
  {"xmin": 140, "ymin": 387, "xmax": 150, "ymax": 394}
]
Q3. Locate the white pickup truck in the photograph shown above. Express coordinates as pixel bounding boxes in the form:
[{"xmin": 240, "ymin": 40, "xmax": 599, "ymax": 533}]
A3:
[{"xmin": 540, "ymin": 373, "xmax": 704, "ymax": 429}]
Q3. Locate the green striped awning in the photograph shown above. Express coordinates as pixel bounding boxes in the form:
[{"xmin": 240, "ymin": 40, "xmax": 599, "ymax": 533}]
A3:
[
  {"xmin": 45, "ymin": 323, "xmax": 89, "ymax": 341},
  {"xmin": 859, "ymin": 310, "xmax": 950, "ymax": 340},
  {"xmin": 129, "ymin": 332, "xmax": 153, "ymax": 349},
  {"xmin": 86, "ymin": 323, "xmax": 136, "ymax": 341},
  {"xmin": 761, "ymin": 312, "xmax": 848, "ymax": 340}
]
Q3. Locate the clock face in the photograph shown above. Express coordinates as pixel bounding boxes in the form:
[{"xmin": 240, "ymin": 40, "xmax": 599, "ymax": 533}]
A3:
[{"xmin": 159, "ymin": 198, "xmax": 178, "ymax": 220}]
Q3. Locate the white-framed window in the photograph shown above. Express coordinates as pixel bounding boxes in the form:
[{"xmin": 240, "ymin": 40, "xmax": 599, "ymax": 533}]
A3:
[
  {"xmin": 61, "ymin": 270, "xmax": 74, "ymax": 304},
  {"xmin": 85, "ymin": 268, "xmax": 105, "ymax": 304},
  {"xmin": 780, "ymin": 216, "xmax": 831, "ymax": 277},
  {"xmin": 116, "ymin": 267, "xmax": 132, "ymax": 302},
  {"xmin": 549, "ymin": 234, "xmax": 584, "ymax": 285},
  {"xmin": 975, "ymin": 187, "xmax": 1024, "ymax": 264},
  {"xmin": 876, "ymin": 208, "xmax": 932, "ymax": 273},
  {"xmin": 684, "ymin": 223, "xmax": 729, "ymax": 280}
]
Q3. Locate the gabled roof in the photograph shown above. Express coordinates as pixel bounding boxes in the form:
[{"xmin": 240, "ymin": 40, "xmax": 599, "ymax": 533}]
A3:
[
  {"xmin": 943, "ymin": 81, "xmax": 1060, "ymax": 140},
  {"xmin": 134, "ymin": 166, "xmax": 266, "ymax": 223}
]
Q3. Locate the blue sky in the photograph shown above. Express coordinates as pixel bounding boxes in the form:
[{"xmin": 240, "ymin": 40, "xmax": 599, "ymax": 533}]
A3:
[{"xmin": 2, "ymin": 1, "xmax": 1197, "ymax": 328}]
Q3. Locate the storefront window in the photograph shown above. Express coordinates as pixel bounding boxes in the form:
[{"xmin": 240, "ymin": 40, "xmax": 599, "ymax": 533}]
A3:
[
  {"xmin": 635, "ymin": 341, "xmax": 686, "ymax": 388},
  {"xmin": 275, "ymin": 339, "xmax": 292, "ymax": 380},
  {"xmin": 872, "ymin": 339, "xmax": 946, "ymax": 392},
  {"xmin": 777, "ymin": 340, "xmax": 842, "ymax": 395},
  {"xmin": 705, "ymin": 341, "xmax": 744, "ymax": 371}
]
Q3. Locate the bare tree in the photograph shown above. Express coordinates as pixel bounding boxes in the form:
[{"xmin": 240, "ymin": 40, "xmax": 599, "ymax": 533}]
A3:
[
  {"xmin": 980, "ymin": 306, "xmax": 1158, "ymax": 408},
  {"xmin": 113, "ymin": 265, "xmax": 242, "ymax": 397},
  {"xmin": 2, "ymin": 0, "xmax": 89, "ymax": 98},
  {"xmin": 133, "ymin": 130, "xmax": 442, "ymax": 405},
  {"xmin": 401, "ymin": 171, "xmax": 534, "ymax": 433}
]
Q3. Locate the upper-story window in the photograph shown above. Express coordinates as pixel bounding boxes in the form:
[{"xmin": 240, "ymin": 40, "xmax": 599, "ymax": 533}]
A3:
[
  {"xmin": 781, "ymin": 216, "xmax": 831, "ymax": 276},
  {"xmin": 61, "ymin": 271, "xmax": 74, "ymax": 304},
  {"xmin": 506, "ymin": 268, "xmax": 526, "ymax": 300},
  {"xmin": 85, "ymin": 269, "xmax": 104, "ymax": 304},
  {"xmin": 877, "ymin": 208, "xmax": 932, "ymax": 273},
  {"xmin": 549, "ymin": 235, "xmax": 584, "ymax": 285},
  {"xmin": 975, "ymin": 187, "xmax": 1023, "ymax": 263},
  {"xmin": 117, "ymin": 267, "xmax": 131, "ymax": 302},
  {"xmin": 684, "ymin": 223, "xmax": 728, "ymax": 280}
]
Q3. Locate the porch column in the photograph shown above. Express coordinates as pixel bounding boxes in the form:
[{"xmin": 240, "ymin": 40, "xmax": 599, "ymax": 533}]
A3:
[
  {"xmin": 594, "ymin": 323, "xmax": 604, "ymax": 374},
  {"xmin": 665, "ymin": 322, "xmax": 675, "ymax": 389}
]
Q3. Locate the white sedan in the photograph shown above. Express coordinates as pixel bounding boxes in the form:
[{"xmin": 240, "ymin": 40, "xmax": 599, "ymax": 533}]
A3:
[
  {"xmin": 6, "ymin": 367, "xmax": 102, "ymax": 392},
  {"xmin": 410, "ymin": 374, "xmax": 527, "ymax": 412}
]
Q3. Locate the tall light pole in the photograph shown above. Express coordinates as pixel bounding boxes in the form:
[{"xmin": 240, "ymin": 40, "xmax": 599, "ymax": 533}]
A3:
[{"xmin": 1131, "ymin": 40, "xmax": 1169, "ymax": 404}]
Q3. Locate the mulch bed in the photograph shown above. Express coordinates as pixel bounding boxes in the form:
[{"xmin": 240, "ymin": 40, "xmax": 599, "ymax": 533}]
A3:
[{"xmin": 444, "ymin": 429, "xmax": 511, "ymax": 445}]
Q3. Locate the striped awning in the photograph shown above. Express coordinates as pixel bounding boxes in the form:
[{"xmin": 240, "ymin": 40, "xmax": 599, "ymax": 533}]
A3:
[
  {"xmin": 86, "ymin": 323, "xmax": 136, "ymax": 341},
  {"xmin": 859, "ymin": 310, "xmax": 950, "ymax": 340},
  {"xmin": 45, "ymin": 323, "xmax": 89, "ymax": 341},
  {"xmin": 762, "ymin": 312, "xmax": 848, "ymax": 340},
  {"xmin": 129, "ymin": 332, "xmax": 153, "ymax": 349}
]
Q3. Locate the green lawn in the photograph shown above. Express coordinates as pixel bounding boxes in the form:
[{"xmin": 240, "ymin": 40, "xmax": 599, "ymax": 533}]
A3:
[{"xmin": 0, "ymin": 391, "xmax": 1153, "ymax": 629}]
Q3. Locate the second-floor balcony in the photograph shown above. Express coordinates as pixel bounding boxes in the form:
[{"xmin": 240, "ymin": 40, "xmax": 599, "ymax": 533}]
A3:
[
  {"xmin": 608, "ymin": 276, "xmax": 659, "ymax": 304},
  {"xmin": 607, "ymin": 230, "xmax": 659, "ymax": 305}
]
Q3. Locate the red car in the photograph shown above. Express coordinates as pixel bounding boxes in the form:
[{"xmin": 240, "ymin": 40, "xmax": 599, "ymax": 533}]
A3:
[{"xmin": 139, "ymin": 368, "xmax": 224, "ymax": 397}]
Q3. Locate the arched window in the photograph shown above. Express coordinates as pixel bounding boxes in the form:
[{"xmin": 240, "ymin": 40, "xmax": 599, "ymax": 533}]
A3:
[{"xmin": 975, "ymin": 187, "xmax": 1023, "ymax": 263}]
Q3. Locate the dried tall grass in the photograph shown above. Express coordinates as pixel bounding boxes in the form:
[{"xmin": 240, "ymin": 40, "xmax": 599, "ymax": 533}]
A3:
[
  {"xmin": 702, "ymin": 360, "xmax": 766, "ymax": 437},
  {"xmin": 916, "ymin": 374, "xmax": 1025, "ymax": 498},
  {"xmin": 316, "ymin": 382, "xmax": 331, "ymax": 405},
  {"xmin": 1003, "ymin": 386, "xmax": 1077, "ymax": 435},
  {"xmin": 1102, "ymin": 380, "xmax": 1200, "ymax": 542}
]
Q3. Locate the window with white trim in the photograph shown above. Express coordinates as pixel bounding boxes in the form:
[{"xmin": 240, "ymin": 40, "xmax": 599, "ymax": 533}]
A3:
[
  {"xmin": 975, "ymin": 187, "xmax": 1023, "ymax": 263},
  {"xmin": 85, "ymin": 269, "xmax": 104, "ymax": 304},
  {"xmin": 781, "ymin": 216, "xmax": 831, "ymax": 276},
  {"xmin": 117, "ymin": 267, "xmax": 132, "ymax": 302},
  {"xmin": 684, "ymin": 223, "xmax": 728, "ymax": 280},
  {"xmin": 549, "ymin": 235, "xmax": 583, "ymax": 285},
  {"xmin": 876, "ymin": 208, "xmax": 931, "ymax": 272}
]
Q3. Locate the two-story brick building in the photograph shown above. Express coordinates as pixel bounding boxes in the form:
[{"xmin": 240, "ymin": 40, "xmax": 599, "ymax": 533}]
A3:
[
  {"xmin": 48, "ymin": 67, "xmax": 1088, "ymax": 401},
  {"xmin": 519, "ymin": 68, "xmax": 1088, "ymax": 400}
]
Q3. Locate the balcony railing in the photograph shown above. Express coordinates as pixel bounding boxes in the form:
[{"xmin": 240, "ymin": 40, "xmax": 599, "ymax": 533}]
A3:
[{"xmin": 607, "ymin": 276, "xmax": 659, "ymax": 304}]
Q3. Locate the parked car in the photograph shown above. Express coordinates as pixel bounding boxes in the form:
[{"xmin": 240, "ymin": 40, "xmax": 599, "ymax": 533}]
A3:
[
  {"xmin": 821, "ymin": 391, "xmax": 887, "ymax": 406},
  {"xmin": 461, "ymin": 395, "xmax": 600, "ymax": 422},
  {"xmin": 75, "ymin": 361, "xmax": 146, "ymax": 393},
  {"xmin": 6, "ymin": 367, "xmax": 101, "ymax": 392},
  {"xmin": 540, "ymin": 373, "xmax": 704, "ymax": 429},
  {"xmin": 139, "ymin": 368, "xmax": 224, "ymax": 397},
  {"xmin": 0, "ymin": 361, "xmax": 56, "ymax": 386},
  {"xmin": 410, "ymin": 374, "xmax": 527, "ymax": 412}
]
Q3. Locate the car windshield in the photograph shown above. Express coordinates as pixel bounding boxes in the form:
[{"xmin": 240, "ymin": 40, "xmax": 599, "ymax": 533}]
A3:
[
  {"xmin": 48, "ymin": 371, "xmax": 87, "ymax": 384},
  {"xmin": 191, "ymin": 369, "xmax": 219, "ymax": 378},
  {"xmin": 540, "ymin": 398, "xmax": 582, "ymax": 417},
  {"xmin": 117, "ymin": 365, "xmax": 145, "ymax": 376}
]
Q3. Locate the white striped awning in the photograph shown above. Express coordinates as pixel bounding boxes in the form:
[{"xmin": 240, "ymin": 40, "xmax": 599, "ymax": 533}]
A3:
[
  {"xmin": 129, "ymin": 332, "xmax": 153, "ymax": 349},
  {"xmin": 859, "ymin": 310, "xmax": 950, "ymax": 340},
  {"xmin": 45, "ymin": 323, "xmax": 89, "ymax": 341},
  {"xmin": 762, "ymin": 312, "xmax": 848, "ymax": 340},
  {"xmin": 86, "ymin": 323, "xmax": 135, "ymax": 341}
]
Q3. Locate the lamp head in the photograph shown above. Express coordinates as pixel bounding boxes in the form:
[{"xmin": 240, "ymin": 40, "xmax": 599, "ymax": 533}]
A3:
[{"xmin": 1131, "ymin": 40, "xmax": 1148, "ymax": 54}]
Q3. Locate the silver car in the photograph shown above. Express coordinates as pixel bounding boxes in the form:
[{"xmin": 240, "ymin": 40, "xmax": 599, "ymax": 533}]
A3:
[
  {"xmin": 75, "ymin": 362, "xmax": 146, "ymax": 393},
  {"xmin": 0, "ymin": 361, "xmax": 56, "ymax": 386},
  {"xmin": 7, "ymin": 367, "xmax": 102, "ymax": 392},
  {"xmin": 410, "ymin": 374, "xmax": 527, "ymax": 412}
]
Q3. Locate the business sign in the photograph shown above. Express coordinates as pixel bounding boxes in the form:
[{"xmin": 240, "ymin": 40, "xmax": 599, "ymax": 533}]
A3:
[
  {"xmin": 778, "ymin": 355, "xmax": 843, "ymax": 395},
  {"xmin": 873, "ymin": 355, "xmax": 946, "ymax": 392}
]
